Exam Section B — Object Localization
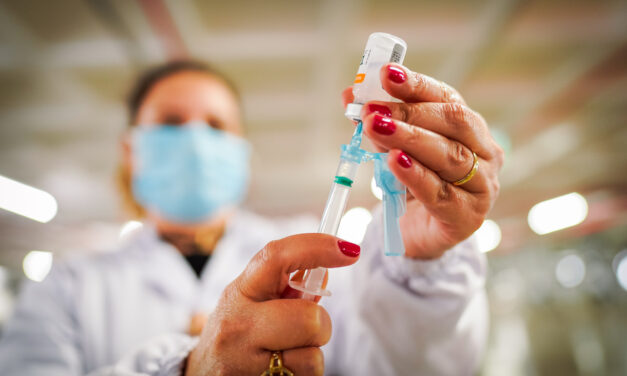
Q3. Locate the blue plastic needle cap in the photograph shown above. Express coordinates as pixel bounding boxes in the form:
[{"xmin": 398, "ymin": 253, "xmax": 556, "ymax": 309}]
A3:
[
  {"xmin": 338, "ymin": 123, "xmax": 406, "ymax": 256},
  {"xmin": 373, "ymin": 154, "xmax": 406, "ymax": 256}
]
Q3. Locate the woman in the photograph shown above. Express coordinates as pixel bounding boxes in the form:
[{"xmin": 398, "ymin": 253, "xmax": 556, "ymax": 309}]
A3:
[{"xmin": 0, "ymin": 60, "xmax": 504, "ymax": 375}]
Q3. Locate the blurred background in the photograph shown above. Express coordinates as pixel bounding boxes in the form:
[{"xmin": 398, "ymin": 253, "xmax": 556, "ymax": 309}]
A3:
[{"xmin": 0, "ymin": 0, "xmax": 626, "ymax": 374}]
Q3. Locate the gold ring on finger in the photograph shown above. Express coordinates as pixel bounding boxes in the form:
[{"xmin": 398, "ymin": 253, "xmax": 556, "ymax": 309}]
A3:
[
  {"xmin": 453, "ymin": 151, "xmax": 479, "ymax": 186},
  {"xmin": 261, "ymin": 351, "xmax": 294, "ymax": 376}
]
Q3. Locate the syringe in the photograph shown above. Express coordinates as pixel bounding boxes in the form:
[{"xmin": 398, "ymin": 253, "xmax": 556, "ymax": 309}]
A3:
[
  {"xmin": 288, "ymin": 122, "xmax": 367, "ymax": 300},
  {"xmin": 288, "ymin": 32, "xmax": 407, "ymax": 301}
]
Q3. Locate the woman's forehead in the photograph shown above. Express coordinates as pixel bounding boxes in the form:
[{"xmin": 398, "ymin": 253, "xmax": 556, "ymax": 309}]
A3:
[
  {"xmin": 146, "ymin": 71, "xmax": 237, "ymax": 107},
  {"xmin": 136, "ymin": 70, "xmax": 243, "ymax": 133}
]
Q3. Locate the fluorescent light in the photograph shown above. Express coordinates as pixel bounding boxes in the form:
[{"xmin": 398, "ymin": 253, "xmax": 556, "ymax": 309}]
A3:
[
  {"xmin": 119, "ymin": 220, "xmax": 143, "ymax": 238},
  {"xmin": 337, "ymin": 207, "xmax": 373, "ymax": 244},
  {"xmin": 474, "ymin": 219, "xmax": 502, "ymax": 253},
  {"xmin": 555, "ymin": 253, "xmax": 585, "ymax": 288},
  {"xmin": 23, "ymin": 250, "xmax": 53, "ymax": 282},
  {"xmin": 370, "ymin": 177, "xmax": 383, "ymax": 201},
  {"xmin": 528, "ymin": 192, "xmax": 588, "ymax": 235},
  {"xmin": 0, "ymin": 175, "xmax": 58, "ymax": 223},
  {"xmin": 615, "ymin": 252, "xmax": 627, "ymax": 291}
]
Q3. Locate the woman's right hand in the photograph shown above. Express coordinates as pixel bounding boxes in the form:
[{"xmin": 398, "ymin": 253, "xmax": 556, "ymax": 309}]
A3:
[{"xmin": 185, "ymin": 234, "xmax": 361, "ymax": 376}]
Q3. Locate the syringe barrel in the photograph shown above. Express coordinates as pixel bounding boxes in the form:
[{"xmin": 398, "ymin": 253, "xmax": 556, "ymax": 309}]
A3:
[
  {"xmin": 345, "ymin": 32, "xmax": 407, "ymax": 121},
  {"xmin": 334, "ymin": 157, "xmax": 360, "ymax": 182},
  {"xmin": 318, "ymin": 183, "xmax": 350, "ymax": 235},
  {"xmin": 291, "ymin": 158, "xmax": 358, "ymax": 300},
  {"xmin": 318, "ymin": 159, "xmax": 359, "ymax": 235}
]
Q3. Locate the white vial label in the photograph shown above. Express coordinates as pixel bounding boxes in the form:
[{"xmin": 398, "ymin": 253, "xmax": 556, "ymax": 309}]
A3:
[
  {"xmin": 390, "ymin": 43, "xmax": 404, "ymax": 64},
  {"xmin": 345, "ymin": 33, "xmax": 407, "ymax": 121}
]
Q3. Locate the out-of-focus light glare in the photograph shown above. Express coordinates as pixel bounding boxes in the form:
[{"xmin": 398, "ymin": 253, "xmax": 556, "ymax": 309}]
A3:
[
  {"xmin": 528, "ymin": 192, "xmax": 588, "ymax": 235},
  {"xmin": 474, "ymin": 219, "xmax": 502, "ymax": 253},
  {"xmin": 0, "ymin": 175, "xmax": 58, "ymax": 223},
  {"xmin": 370, "ymin": 177, "xmax": 383, "ymax": 201},
  {"xmin": 23, "ymin": 250, "xmax": 53, "ymax": 282},
  {"xmin": 119, "ymin": 220, "xmax": 143, "ymax": 238},
  {"xmin": 616, "ymin": 256, "xmax": 627, "ymax": 291},
  {"xmin": 555, "ymin": 253, "xmax": 586, "ymax": 288},
  {"xmin": 337, "ymin": 207, "xmax": 373, "ymax": 244}
]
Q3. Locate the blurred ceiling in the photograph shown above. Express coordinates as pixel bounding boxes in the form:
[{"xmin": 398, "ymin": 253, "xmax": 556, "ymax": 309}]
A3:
[{"xmin": 0, "ymin": 0, "xmax": 626, "ymax": 269}]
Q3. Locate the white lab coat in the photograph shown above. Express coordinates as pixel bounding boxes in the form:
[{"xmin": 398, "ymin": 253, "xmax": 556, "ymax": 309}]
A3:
[{"xmin": 0, "ymin": 209, "xmax": 487, "ymax": 375}]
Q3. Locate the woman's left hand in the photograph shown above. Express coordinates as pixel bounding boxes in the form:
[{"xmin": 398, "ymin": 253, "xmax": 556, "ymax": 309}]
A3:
[{"xmin": 343, "ymin": 63, "xmax": 504, "ymax": 260}]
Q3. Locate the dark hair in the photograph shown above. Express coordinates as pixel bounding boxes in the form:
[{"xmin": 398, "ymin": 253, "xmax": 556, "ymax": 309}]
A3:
[{"xmin": 126, "ymin": 60, "xmax": 240, "ymax": 125}]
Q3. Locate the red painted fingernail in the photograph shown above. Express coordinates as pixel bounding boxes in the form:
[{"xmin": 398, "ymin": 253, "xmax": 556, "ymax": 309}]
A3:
[
  {"xmin": 366, "ymin": 104, "xmax": 392, "ymax": 117},
  {"xmin": 397, "ymin": 151, "xmax": 412, "ymax": 168},
  {"xmin": 387, "ymin": 66, "xmax": 407, "ymax": 84},
  {"xmin": 372, "ymin": 114, "xmax": 396, "ymax": 135},
  {"xmin": 338, "ymin": 240, "xmax": 360, "ymax": 257}
]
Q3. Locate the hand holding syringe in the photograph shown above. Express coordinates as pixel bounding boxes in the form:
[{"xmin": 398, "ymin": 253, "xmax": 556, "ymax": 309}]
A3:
[{"xmin": 289, "ymin": 33, "xmax": 408, "ymax": 301}]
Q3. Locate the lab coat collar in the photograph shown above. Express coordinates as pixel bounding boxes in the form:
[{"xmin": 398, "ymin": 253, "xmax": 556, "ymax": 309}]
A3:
[
  {"xmin": 121, "ymin": 212, "xmax": 248, "ymax": 309},
  {"xmin": 123, "ymin": 222, "xmax": 201, "ymax": 306}
]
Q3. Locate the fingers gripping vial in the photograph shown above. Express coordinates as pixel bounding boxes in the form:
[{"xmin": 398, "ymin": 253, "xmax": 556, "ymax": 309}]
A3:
[{"xmin": 289, "ymin": 33, "xmax": 408, "ymax": 300}]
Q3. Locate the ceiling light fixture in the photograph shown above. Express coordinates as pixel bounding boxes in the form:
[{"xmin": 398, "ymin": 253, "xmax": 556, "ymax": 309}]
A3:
[{"xmin": 528, "ymin": 192, "xmax": 588, "ymax": 235}]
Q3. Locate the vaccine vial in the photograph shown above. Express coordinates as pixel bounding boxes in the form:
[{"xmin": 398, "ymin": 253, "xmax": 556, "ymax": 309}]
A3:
[{"xmin": 345, "ymin": 32, "xmax": 407, "ymax": 121}]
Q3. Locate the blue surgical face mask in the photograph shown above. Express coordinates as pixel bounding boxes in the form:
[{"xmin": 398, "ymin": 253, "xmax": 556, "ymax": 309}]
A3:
[{"xmin": 131, "ymin": 123, "xmax": 251, "ymax": 223}]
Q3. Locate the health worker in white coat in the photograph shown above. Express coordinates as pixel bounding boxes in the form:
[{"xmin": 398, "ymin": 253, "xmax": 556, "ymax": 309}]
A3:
[{"xmin": 0, "ymin": 60, "xmax": 504, "ymax": 376}]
